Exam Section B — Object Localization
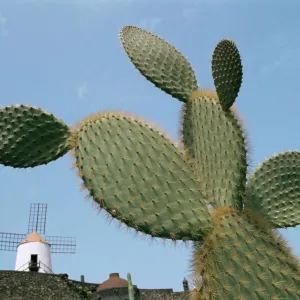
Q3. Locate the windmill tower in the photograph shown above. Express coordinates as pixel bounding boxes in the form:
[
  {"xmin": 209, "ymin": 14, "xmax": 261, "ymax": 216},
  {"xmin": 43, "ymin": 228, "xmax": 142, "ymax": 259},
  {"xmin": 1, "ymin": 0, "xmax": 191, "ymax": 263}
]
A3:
[{"xmin": 0, "ymin": 203, "xmax": 76, "ymax": 274}]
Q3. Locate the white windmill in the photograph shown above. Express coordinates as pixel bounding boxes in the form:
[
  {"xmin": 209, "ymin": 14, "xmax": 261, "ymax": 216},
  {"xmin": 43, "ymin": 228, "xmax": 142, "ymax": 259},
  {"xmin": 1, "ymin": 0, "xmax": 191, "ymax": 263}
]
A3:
[{"xmin": 0, "ymin": 203, "xmax": 76, "ymax": 273}]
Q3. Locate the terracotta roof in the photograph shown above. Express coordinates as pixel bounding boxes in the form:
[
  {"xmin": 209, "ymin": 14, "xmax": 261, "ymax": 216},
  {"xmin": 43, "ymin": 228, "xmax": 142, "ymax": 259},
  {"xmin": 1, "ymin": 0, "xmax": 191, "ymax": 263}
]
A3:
[
  {"xmin": 20, "ymin": 232, "xmax": 48, "ymax": 245},
  {"xmin": 97, "ymin": 273, "xmax": 128, "ymax": 291}
]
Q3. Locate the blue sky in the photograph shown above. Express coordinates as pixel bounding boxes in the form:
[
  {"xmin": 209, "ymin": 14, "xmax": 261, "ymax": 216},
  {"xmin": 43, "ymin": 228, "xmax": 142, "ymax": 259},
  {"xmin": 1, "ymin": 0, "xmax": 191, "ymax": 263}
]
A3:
[{"xmin": 0, "ymin": 0, "xmax": 300, "ymax": 292}]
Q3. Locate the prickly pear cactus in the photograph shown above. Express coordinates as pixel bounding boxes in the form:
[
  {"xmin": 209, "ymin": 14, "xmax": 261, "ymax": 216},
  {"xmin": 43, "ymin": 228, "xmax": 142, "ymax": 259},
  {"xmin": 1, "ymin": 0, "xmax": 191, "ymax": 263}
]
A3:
[
  {"xmin": 2, "ymin": 25, "xmax": 300, "ymax": 299},
  {"xmin": 119, "ymin": 26, "xmax": 300, "ymax": 299}
]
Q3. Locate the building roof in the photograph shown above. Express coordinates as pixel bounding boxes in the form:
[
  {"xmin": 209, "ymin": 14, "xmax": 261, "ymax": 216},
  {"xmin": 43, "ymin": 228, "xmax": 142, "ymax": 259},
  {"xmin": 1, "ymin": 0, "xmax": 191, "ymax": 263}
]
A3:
[
  {"xmin": 97, "ymin": 273, "xmax": 128, "ymax": 291},
  {"xmin": 20, "ymin": 232, "xmax": 48, "ymax": 245}
]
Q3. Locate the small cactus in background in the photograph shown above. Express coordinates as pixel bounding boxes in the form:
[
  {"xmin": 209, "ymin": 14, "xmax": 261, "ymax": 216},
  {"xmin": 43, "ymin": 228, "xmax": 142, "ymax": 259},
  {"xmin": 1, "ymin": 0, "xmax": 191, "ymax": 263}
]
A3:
[
  {"xmin": 127, "ymin": 273, "xmax": 135, "ymax": 300},
  {"xmin": 2, "ymin": 25, "xmax": 300, "ymax": 299}
]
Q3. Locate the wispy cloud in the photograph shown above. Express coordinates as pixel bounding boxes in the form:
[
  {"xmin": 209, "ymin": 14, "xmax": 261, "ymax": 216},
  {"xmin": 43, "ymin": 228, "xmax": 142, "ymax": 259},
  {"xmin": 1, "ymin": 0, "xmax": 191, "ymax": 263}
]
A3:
[
  {"xmin": 182, "ymin": 7, "xmax": 201, "ymax": 20},
  {"xmin": 0, "ymin": 13, "xmax": 8, "ymax": 37},
  {"xmin": 260, "ymin": 58, "xmax": 282, "ymax": 74},
  {"xmin": 77, "ymin": 82, "xmax": 88, "ymax": 99},
  {"xmin": 260, "ymin": 48, "xmax": 299, "ymax": 74},
  {"xmin": 260, "ymin": 32, "xmax": 300, "ymax": 74},
  {"xmin": 137, "ymin": 17, "xmax": 163, "ymax": 32}
]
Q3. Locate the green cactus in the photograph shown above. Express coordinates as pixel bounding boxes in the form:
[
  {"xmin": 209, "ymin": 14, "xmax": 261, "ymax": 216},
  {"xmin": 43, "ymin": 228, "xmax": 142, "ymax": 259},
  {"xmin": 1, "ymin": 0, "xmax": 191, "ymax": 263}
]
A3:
[
  {"xmin": 120, "ymin": 25, "xmax": 198, "ymax": 102},
  {"xmin": 121, "ymin": 26, "xmax": 248, "ymax": 211},
  {"xmin": 211, "ymin": 39, "xmax": 243, "ymax": 109},
  {"xmin": 245, "ymin": 151, "xmax": 300, "ymax": 228},
  {"xmin": 181, "ymin": 90, "xmax": 247, "ymax": 210},
  {"xmin": 2, "ymin": 25, "xmax": 300, "ymax": 299},
  {"xmin": 0, "ymin": 105, "xmax": 75, "ymax": 167},
  {"xmin": 119, "ymin": 26, "xmax": 300, "ymax": 299},
  {"xmin": 74, "ymin": 112, "xmax": 211, "ymax": 240},
  {"xmin": 127, "ymin": 273, "xmax": 135, "ymax": 300}
]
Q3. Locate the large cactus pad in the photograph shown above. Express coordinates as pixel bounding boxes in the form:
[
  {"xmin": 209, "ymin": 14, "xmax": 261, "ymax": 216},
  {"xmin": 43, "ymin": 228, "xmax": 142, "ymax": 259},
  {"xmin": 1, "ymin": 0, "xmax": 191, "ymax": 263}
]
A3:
[
  {"xmin": 0, "ymin": 105, "xmax": 75, "ymax": 168},
  {"xmin": 74, "ymin": 112, "xmax": 212, "ymax": 240}
]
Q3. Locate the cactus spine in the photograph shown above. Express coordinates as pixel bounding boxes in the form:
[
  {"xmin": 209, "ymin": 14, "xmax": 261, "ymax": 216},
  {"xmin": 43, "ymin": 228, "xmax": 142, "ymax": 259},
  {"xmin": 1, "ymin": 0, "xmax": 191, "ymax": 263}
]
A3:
[{"xmin": 2, "ymin": 25, "xmax": 300, "ymax": 299}]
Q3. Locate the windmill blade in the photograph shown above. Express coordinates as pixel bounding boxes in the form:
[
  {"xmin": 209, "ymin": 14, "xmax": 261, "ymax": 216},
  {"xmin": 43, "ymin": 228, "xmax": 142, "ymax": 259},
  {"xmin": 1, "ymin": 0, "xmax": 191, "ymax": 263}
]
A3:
[
  {"xmin": 28, "ymin": 203, "xmax": 47, "ymax": 234},
  {"xmin": 45, "ymin": 235, "xmax": 76, "ymax": 254},
  {"xmin": 0, "ymin": 232, "xmax": 26, "ymax": 251}
]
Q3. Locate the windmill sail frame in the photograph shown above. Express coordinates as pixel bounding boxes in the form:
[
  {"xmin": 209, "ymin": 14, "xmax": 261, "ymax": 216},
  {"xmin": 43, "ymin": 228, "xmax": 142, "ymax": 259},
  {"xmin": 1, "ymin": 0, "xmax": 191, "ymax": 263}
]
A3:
[{"xmin": 0, "ymin": 203, "xmax": 76, "ymax": 254}]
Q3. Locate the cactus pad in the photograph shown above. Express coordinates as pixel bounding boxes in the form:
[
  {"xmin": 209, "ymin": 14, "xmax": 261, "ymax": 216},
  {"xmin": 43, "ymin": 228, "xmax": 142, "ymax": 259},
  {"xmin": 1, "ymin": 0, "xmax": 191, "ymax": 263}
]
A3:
[
  {"xmin": 191, "ymin": 208, "xmax": 300, "ymax": 299},
  {"xmin": 74, "ymin": 112, "xmax": 212, "ymax": 240},
  {"xmin": 212, "ymin": 39, "xmax": 243, "ymax": 109},
  {"xmin": 0, "ymin": 105, "xmax": 75, "ymax": 168},
  {"xmin": 245, "ymin": 151, "xmax": 300, "ymax": 228},
  {"xmin": 120, "ymin": 26, "xmax": 198, "ymax": 102},
  {"xmin": 181, "ymin": 90, "xmax": 247, "ymax": 210}
]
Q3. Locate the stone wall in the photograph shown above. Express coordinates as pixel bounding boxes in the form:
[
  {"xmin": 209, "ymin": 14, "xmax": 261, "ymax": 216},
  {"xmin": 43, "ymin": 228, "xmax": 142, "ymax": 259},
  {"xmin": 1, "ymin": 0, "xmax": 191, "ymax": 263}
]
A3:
[
  {"xmin": 91, "ymin": 286, "xmax": 131, "ymax": 300},
  {"xmin": 69, "ymin": 278, "xmax": 98, "ymax": 292},
  {"xmin": 0, "ymin": 271, "xmax": 87, "ymax": 300},
  {"xmin": 0, "ymin": 271, "xmax": 191, "ymax": 300},
  {"xmin": 67, "ymin": 276, "xmax": 98, "ymax": 298},
  {"xmin": 91, "ymin": 286, "xmax": 190, "ymax": 300},
  {"xmin": 139, "ymin": 289, "xmax": 190, "ymax": 300}
]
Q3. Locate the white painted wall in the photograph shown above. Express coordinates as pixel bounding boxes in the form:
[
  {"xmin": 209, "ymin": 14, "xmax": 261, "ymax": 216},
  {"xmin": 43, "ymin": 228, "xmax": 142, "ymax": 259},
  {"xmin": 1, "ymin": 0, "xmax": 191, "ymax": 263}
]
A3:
[{"xmin": 15, "ymin": 242, "xmax": 52, "ymax": 273}]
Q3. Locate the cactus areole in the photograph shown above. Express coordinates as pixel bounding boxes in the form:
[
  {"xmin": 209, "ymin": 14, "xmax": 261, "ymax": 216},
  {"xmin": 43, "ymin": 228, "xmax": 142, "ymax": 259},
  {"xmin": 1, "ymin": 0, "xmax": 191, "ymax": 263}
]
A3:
[{"xmin": 2, "ymin": 25, "xmax": 300, "ymax": 299}]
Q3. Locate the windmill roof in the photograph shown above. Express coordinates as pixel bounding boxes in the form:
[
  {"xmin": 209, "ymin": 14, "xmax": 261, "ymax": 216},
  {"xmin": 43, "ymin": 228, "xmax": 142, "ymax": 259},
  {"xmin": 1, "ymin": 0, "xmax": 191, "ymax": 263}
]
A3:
[{"xmin": 20, "ymin": 232, "xmax": 48, "ymax": 245}]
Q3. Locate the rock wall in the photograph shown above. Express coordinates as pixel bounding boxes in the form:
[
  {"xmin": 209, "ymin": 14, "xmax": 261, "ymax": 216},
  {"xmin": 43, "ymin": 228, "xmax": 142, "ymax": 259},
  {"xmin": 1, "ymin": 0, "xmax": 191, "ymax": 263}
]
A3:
[
  {"xmin": 139, "ymin": 289, "xmax": 190, "ymax": 300},
  {"xmin": 0, "ymin": 271, "xmax": 86, "ymax": 300},
  {"xmin": 0, "ymin": 271, "xmax": 191, "ymax": 300}
]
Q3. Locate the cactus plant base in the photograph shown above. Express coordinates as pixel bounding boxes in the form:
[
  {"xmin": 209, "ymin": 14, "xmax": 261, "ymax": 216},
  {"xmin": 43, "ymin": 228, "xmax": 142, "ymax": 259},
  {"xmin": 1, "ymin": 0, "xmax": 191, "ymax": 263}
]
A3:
[{"xmin": 191, "ymin": 207, "xmax": 300, "ymax": 300}]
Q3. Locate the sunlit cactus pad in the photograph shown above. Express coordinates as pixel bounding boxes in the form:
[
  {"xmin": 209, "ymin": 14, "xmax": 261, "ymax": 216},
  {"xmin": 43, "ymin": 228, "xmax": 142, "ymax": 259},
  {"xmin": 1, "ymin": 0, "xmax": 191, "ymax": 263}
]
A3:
[
  {"xmin": 74, "ymin": 112, "xmax": 212, "ymax": 240},
  {"xmin": 120, "ymin": 26, "xmax": 198, "ymax": 102},
  {"xmin": 0, "ymin": 105, "xmax": 75, "ymax": 168}
]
